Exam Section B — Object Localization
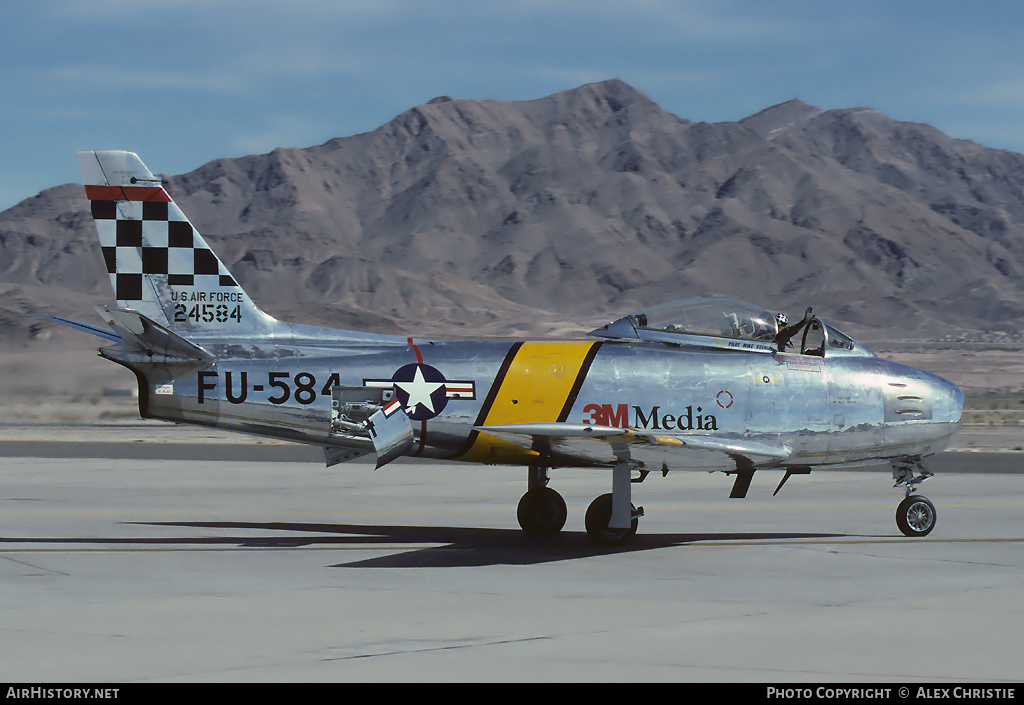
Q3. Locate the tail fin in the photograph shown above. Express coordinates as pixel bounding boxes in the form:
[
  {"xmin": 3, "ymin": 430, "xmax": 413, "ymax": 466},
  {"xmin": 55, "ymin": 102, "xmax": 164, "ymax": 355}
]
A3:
[{"xmin": 78, "ymin": 150, "xmax": 278, "ymax": 335}]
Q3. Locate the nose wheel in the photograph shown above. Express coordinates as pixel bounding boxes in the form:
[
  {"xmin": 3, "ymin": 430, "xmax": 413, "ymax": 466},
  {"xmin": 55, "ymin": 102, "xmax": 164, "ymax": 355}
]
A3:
[
  {"xmin": 892, "ymin": 459, "xmax": 936, "ymax": 537},
  {"xmin": 896, "ymin": 494, "xmax": 936, "ymax": 537}
]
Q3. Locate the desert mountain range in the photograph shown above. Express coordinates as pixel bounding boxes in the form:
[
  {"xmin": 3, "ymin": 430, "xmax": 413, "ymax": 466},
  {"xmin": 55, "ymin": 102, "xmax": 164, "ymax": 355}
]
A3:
[{"xmin": 4, "ymin": 78, "xmax": 1024, "ymax": 348}]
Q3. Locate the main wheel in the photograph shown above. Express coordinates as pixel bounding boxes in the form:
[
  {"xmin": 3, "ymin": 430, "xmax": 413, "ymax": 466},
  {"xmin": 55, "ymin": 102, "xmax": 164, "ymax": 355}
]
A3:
[
  {"xmin": 585, "ymin": 493, "xmax": 638, "ymax": 546},
  {"xmin": 896, "ymin": 494, "xmax": 936, "ymax": 537},
  {"xmin": 517, "ymin": 487, "xmax": 567, "ymax": 537}
]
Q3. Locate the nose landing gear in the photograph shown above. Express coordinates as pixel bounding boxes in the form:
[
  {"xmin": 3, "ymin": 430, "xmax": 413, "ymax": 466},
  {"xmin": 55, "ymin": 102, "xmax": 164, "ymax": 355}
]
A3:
[{"xmin": 892, "ymin": 459, "xmax": 936, "ymax": 537}]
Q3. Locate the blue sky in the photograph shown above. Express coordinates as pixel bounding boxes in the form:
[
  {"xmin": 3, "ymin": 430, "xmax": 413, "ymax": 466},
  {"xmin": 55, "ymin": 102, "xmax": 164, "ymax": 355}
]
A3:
[{"xmin": 3, "ymin": 0, "xmax": 1024, "ymax": 211}]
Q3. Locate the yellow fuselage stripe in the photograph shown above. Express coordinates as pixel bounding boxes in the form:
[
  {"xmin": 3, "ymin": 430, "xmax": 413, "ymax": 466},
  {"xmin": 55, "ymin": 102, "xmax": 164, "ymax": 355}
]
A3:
[
  {"xmin": 456, "ymin": 341, "xmax": 599, "ymax": 464},
  {"xmin": 483, "ymin": 341, "xmax": 596, "ymax": 425}
]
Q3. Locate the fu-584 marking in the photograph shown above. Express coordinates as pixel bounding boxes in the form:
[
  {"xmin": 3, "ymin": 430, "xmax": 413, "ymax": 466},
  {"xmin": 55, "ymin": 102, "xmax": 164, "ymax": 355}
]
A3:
[{"xmin": 198, "ymin": 370, "xmax": 341, "ymax": 405}]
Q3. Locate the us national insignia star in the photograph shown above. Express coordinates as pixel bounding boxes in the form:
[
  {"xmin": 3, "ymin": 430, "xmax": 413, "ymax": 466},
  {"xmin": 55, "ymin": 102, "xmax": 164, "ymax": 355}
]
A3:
[{"xmin": 391, "ymin": 363, "xmax": 448, "ymax": 420}]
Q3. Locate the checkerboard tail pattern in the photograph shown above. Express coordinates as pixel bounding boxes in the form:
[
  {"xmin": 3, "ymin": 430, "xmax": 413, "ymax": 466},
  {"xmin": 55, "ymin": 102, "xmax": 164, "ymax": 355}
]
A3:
[{"xmin": 79, "ymin": 150, "xmax": 266, "ymax": 333}]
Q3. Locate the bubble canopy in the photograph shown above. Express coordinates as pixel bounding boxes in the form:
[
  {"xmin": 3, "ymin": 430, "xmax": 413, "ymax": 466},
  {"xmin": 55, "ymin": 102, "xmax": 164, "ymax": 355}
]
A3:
[
  {"xmin": 589, "ymin": 298, "xmax": 782, "ymax": 351},
  {"xmin": 589, "ymin": 298, "xmax": 870, "ymax": 357},
  {"xmin": 641, "ymin": 298, "xmax": 778, "ymax": 340}
]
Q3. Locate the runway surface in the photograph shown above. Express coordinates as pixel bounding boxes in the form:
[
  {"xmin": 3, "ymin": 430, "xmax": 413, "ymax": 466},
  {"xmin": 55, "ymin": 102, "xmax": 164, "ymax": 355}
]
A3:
[{"xmin": 1, "ymin": 442, "xmax": 1023, "ymax": 682}]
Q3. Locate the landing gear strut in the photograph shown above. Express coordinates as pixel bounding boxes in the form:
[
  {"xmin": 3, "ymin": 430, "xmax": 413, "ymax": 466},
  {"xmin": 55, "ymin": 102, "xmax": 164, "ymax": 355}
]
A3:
[
  {"xmin": 516, "ymin": 461, "xmax": 644, "ymax": 545},
  {"xmin": 584, "ymin": 460, "xmax": 643, "ymax": 546},
  {"xmin": 892, "ymin": 459, "xmax": 936, "ymax": 537}
]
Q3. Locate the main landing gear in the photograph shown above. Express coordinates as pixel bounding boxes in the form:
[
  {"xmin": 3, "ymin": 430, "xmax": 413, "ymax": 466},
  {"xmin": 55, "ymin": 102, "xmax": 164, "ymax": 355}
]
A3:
[
  {"xmin": 584, "ymin": 492, "xmax": 640, "ymax": 546},
  {"xmin": 517, "ymin": 465, "xmax": 568, "ymax": 537},
  {"xmin": 517, "ymin": 463, "xmax": 643, "ymax": 546},
  {"xmin": 892, "ymin": 459, "xmax": 936, "ymax": 537}
]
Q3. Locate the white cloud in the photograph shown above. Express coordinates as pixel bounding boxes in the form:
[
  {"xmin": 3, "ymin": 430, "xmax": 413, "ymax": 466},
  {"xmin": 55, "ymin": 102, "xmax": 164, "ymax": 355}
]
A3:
[
  {"xmin": 955, "ymin": 79, "xmax": 1024, "ymax": 109},
  {"xmin": 230, "ymin": 116, "xmax": 337, "ymax": 155},
  {"xmin": 48, "ymin": 65, "xmax": 243, "ymax": 93}
]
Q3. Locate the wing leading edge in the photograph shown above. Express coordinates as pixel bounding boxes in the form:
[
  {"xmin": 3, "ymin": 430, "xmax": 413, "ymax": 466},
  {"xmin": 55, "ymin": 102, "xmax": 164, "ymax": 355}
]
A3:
[{"xmin": 475, "ymin": 422, "xmax": 791, "ymax": 471}]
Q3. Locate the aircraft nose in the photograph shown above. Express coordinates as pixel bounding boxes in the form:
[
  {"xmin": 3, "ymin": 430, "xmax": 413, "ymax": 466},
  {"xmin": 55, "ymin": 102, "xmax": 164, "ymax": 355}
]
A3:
[
  {"xmin": 930, "ymin": 373, "xmax": 964, "ymax": 439},
  {"xmin": 935, "ymin": 374, "xmax": 964, "ymax": 424},
  {"xmin": 950, "ymin": 379, "xmax": 964, "ymax": 425},
  {"xmin": 881, "ymin": 364, "xmax": 963, "ymax": 454}
]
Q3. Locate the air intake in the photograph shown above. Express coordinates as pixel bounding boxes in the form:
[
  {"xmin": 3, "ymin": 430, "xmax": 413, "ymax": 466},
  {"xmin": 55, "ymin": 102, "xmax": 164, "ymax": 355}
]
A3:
[{"xmin": 883, "ymin": 381, "xmax": 932, "ymax": 421}]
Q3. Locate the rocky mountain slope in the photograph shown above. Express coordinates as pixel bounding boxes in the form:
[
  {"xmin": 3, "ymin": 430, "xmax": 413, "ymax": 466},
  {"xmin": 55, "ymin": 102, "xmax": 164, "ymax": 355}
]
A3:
[{"xmin": 4, "ymin": 78, "xmax": 1024, "ymax": 351}]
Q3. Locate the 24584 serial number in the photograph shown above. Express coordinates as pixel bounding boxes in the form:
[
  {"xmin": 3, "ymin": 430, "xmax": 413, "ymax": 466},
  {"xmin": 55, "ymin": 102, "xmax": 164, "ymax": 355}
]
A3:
[{"xmin": 172, "ymin": 303, "xmax": 242, "ymax": 324}]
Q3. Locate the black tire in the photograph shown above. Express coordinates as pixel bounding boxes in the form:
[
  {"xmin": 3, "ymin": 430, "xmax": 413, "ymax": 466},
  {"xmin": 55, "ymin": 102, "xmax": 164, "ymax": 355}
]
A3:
[
  {"xmin": 896, "ymin": 494, "xmax": 936, "ymax": 537},
  {"xmin": 517, "ymin": 487, "xmax": 567, "ymax": 537},
  {"xmin": 584, "ymin": 493, "xmax": 638, "ymax": 546}
]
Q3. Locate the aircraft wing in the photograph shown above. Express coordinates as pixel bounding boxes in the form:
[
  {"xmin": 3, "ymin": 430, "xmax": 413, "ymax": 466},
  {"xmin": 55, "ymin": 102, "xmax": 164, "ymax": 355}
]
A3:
[{"xmin": 476, "ymin": 422, "xmax": 791, "ymax": 472}]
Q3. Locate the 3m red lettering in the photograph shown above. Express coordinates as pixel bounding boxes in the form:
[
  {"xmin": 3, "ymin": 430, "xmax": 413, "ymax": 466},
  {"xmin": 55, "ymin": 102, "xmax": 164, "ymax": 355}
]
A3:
[
  {"xmin": 583, "ymin": 403, "xmax": 606, "ymax": 425},
  {"xmin": 603, "ymin": 403, "xmax": 628, "ymax": 428}
]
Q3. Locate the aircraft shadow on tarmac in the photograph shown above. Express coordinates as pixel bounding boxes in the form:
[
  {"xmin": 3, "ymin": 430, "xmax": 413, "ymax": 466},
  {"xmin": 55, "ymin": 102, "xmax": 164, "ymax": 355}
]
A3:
[{"xmin": 104, "ymin": 520, "xmax": 850, "ymax": 568}]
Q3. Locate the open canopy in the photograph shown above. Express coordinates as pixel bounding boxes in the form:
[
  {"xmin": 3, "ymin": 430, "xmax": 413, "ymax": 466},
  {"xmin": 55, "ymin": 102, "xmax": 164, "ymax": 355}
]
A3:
[
  {"xmin": 635, "ymin": 298, "xmax": 777, "ymax": 342},
  {"xmin": 589, "ymin": 298, "xmax": 864, "ymax": 357}
]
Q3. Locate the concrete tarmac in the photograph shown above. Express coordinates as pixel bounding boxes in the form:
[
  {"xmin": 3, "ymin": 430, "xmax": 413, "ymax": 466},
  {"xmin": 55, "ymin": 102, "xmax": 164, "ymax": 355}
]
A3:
[{"xmin": 1, "ymin": 441, "xmax": 1023, "ymax": 682}]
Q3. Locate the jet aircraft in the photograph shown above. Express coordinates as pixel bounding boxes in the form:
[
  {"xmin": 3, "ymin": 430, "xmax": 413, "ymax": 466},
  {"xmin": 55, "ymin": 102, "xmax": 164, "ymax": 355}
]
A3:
[{"xmin": 52, "ymin": 150, "xmax": 964, "ymax": 545}]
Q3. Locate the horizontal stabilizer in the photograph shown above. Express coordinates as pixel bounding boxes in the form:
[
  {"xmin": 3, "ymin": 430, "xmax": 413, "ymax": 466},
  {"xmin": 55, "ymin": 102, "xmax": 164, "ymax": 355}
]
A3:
[
  {"xmin": 43, "ymin": 315, "xmax": 123, "ymax": 343},
  {"xmin": 95, "ymin": 305, "xmax": 212, "ymax": 363}
]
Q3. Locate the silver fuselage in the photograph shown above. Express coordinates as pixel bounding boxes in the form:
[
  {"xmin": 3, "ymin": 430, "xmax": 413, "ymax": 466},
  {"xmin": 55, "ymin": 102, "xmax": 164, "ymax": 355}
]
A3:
[{"xmin": 120, "ymin": 326, "xmax": 963, "ymax": 472}]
